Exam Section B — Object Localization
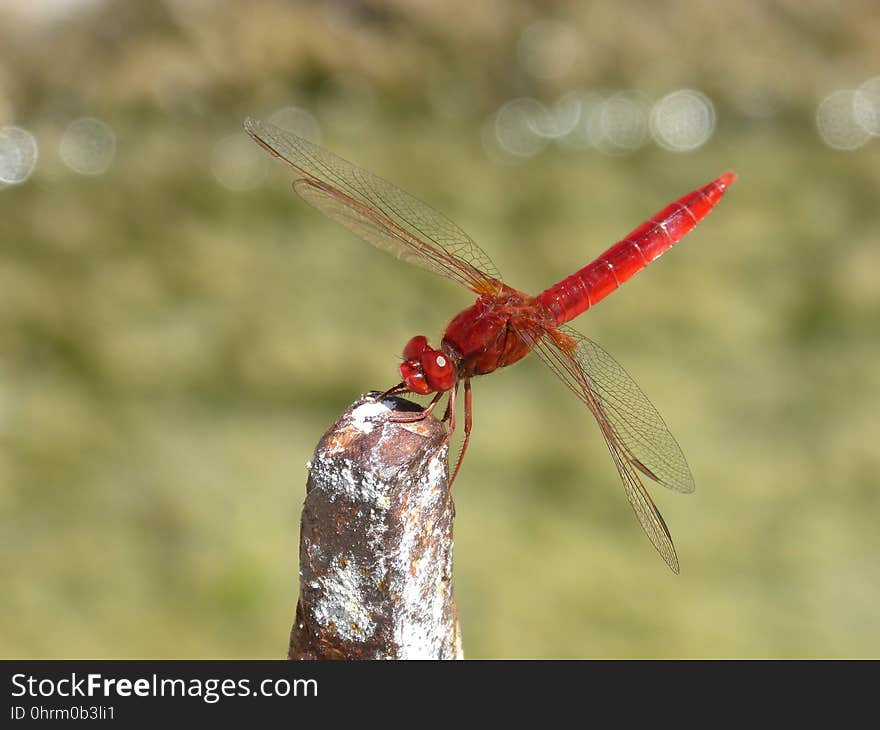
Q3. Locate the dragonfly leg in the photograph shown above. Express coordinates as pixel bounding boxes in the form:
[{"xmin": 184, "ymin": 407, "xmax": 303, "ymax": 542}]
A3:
[
  {"xmin": 444, "ymin": 380, "xmax": 457, "ymax": 434},
  {"xmin": 374, "ymin": 381, "xmax": 407, "ymax": 401},
  {"xmin": 381, "ymin": 380, "xmax": 468, "ymax": 486},
  {"xmin": 447, "ymin": 378, "xmax": 472, "ymax": 488},
  {"xmin": 387, "ymin": 389, "xmax": 444, "ymax": 424}
]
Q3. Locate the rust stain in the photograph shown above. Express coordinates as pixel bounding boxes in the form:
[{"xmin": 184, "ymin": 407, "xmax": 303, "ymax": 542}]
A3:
[{"xmin": 323, "ymin": 430, "xmax": 355, "ymax": 455}]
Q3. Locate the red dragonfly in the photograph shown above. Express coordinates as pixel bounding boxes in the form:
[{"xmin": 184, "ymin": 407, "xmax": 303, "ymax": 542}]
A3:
[{"xmin": 245, "ymin": 117, "xmax": 734, "ymax": 573}]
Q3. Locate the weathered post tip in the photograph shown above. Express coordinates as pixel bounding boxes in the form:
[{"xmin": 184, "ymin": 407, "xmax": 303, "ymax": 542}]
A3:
[{"xmin": 289, "ymin": 393, "xmax": 462, "ymax": 660}]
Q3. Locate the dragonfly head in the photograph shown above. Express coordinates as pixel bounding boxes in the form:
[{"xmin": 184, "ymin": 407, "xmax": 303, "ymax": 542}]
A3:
[{"xmin": 400, "ymin": 335, "xmax": 456, "ymax": 394}]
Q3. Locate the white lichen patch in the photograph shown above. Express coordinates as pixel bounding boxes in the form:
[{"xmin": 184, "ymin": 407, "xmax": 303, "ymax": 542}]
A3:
[
  {"xmin": 310, "ymin": 456, "xmax": 394, "ymax": 509},
  {"xmin": 426, "ymin": 454, "xmax": 445, "ymax": 484},
  {"xmin": 311, "ymin": 555, "xmax": 378, "ymax": 642},
  {"xmin": 348, "ymin": 399, "xmax": 388, "ymax": 435},
  {"xmin": 389, "ymin": 451, "xmax": 456, "ymax": 659}
]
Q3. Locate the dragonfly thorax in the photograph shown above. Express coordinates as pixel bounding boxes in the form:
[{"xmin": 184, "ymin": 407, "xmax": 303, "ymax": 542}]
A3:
[{"xmin": 399, "ymin": 335, "xmax": 457, "ymax": 394}]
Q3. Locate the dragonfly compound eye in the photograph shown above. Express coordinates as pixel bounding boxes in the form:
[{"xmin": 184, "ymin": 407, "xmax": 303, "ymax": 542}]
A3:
[
  {"xmin": 402, "ymin": 335, "xmax": 428, "ymax": 361},
  {"xmin": 421, "ymin": 350, "xmax": 456, "ymax": 392}
]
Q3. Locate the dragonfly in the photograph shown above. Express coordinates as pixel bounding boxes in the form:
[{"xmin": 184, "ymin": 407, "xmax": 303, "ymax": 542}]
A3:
[{"xmin": 245, "ymin": 116, "xmax": 735, "ymax": 573}]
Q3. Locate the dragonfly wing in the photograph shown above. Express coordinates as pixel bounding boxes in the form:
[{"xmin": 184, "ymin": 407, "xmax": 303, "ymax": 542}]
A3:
[
  {"xmin": 245, "ymin": 117, "xmax": 502, "ymax": 295},
  {"xmin": 599, "ymin": 428, "xmax": 680, "ymax": 573},
  {"xmin": 530, "ymin": 324, "xmax": 695, "ymax": 493},
  {"xmin": 520, "ymin": 322, "xmax": 691, "ymax": 572}
]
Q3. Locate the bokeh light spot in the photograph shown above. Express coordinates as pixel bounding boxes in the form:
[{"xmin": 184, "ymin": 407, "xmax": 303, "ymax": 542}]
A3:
[
  {"xmin": 492, "ymin": 98, "xmax": 549, "ymax": 158},
  {"xmin": 853, "ymin": 77, "xmax": 880, "ymax": 136},
  {"xmin": 268, "ymin": 106, "xmax": 322, "ymax": 144},
  {"xmin": 211, "ymin": 133, "xmax": 267, "ymax": 192},
  {"xmin": 597, "ymin": 92, "xmax": 649, "ymax": 154},
  {"xmin": 557, "ymin": 92, "xmax": 603, "ymax": 150},
  {"xmin": 526, "ymin": 98, "xmax": 571, "ymax": 140},
  {"xmin": 0, "ymin": 125, "xmax": 39, "ymax": 185},
  {"xmin": 548, "ymin": 92, "xmax": 585, "ymax": 140},
  {"xmin": 59, "ymin": 117, "xmax": 116, "ymax": 175},
  {"xmin": 650, "ymin": 89, "xmax": 716, "ymax": 152},
  {"xmin": 816, "ymin": 90, "xmax": 871, "ymax": 151}
]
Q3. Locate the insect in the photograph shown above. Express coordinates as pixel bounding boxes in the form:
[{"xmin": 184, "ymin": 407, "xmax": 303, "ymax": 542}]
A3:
[{"xmin": 245, "ymin": 117, "xmax": 734, "ymax": 572}]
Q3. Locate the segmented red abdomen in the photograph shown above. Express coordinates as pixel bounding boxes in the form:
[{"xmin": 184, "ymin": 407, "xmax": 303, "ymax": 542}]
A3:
[{"xmin": 536, "ymin": 172, "xmax": 735, "ymax": 325}]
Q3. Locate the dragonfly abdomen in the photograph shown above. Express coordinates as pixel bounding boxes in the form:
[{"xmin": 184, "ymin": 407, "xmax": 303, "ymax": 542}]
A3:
[{"xmin": 537, "ymin": 172, "xmax": 735, "ymax": 325}]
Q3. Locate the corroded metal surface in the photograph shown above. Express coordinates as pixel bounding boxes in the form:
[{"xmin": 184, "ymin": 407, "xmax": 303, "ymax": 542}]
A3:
[{"xmin": 289, "ymin": 394, "xmax": 462, "ymax": 660}]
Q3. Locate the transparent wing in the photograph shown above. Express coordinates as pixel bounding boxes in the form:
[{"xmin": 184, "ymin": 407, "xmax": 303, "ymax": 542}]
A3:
[
  {"xmin": 531, "ymin": 324, "xmax": 695, "ymax": 493},
  {"xmin": 245, "ymin": 117, "xmax": 502, "ymax": 295},
  {"xmin": 520, "ymin": 323, "xmax": 692, "ymax": 572},
  {"xmin": 602, "ymin": 426, "xmax": 680, "ymax": 573}
]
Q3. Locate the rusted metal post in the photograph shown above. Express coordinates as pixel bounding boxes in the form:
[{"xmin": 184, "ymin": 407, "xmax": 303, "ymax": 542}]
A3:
[{"xmin": 289, "ymin": 393, "xmax": 462, "ymax": 660}]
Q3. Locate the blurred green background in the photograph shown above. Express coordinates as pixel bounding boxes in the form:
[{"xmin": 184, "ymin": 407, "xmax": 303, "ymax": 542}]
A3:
[{"xmin": 2, "ymin": 0, "xmax": 879, "ymax": 659}]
